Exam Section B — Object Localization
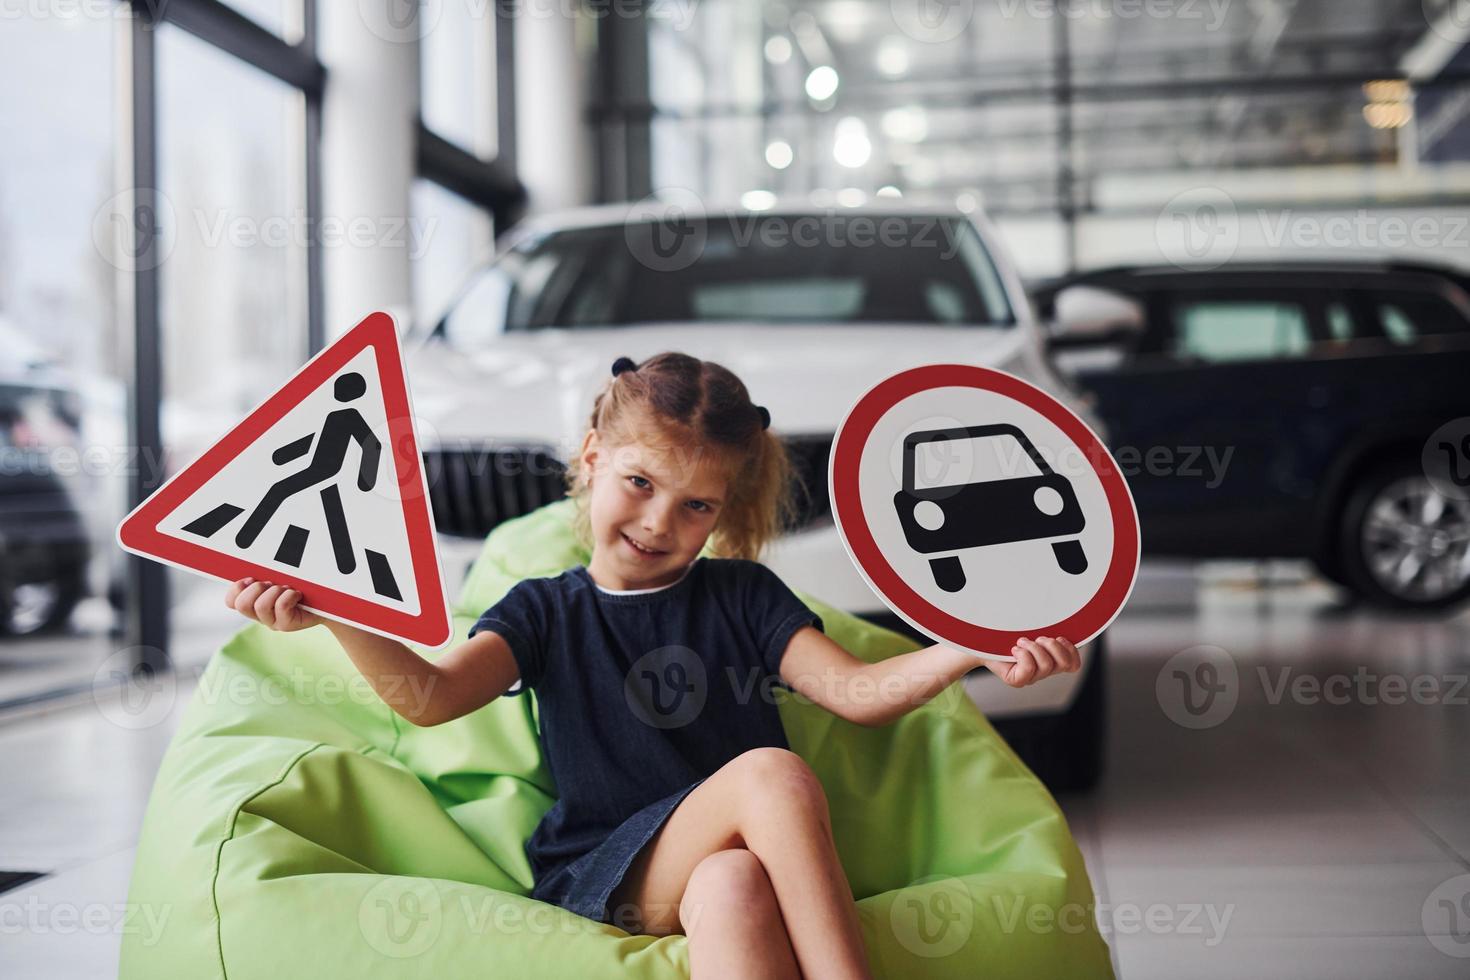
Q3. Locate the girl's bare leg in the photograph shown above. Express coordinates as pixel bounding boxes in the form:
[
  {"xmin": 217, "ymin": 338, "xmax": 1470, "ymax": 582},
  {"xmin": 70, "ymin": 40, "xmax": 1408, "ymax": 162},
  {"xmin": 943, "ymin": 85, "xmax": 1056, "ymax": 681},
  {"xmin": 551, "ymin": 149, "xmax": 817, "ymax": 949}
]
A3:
[
  {"xmin": 608, "ymin": 747, "xmax": 873, "ymax": 980},
  {"xmin": 675, "ymin": 849, "xmax": 801, "ymax": 980}
]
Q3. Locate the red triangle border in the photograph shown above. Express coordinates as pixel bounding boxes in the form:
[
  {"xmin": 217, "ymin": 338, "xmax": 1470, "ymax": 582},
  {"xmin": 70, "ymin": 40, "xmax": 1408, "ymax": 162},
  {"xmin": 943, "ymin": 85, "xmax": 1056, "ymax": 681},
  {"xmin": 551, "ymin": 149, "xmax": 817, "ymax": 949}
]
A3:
[{"xmin": 116, "ymin": 311, "xmax": 453, "ymax": 649}]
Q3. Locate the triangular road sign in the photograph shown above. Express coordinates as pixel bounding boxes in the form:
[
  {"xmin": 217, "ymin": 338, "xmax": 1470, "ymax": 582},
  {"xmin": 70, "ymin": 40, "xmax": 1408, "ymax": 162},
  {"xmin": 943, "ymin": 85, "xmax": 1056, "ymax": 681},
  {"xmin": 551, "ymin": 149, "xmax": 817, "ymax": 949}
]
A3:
[{"xmin": 117, "ymin": 311, "xmax": 453, "ymax": 649}]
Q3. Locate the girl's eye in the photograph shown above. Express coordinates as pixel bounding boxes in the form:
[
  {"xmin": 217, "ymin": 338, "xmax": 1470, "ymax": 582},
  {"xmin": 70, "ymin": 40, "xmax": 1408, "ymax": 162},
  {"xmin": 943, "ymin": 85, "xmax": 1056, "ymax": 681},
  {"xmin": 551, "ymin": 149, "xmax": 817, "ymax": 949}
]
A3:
[
  {"xmin": 687, "ymin": 500, "xmax": 708, "ymax": 513},
  {"xmin": 627, "ymin": 475, "xmax": 650, "ymax": 489}
]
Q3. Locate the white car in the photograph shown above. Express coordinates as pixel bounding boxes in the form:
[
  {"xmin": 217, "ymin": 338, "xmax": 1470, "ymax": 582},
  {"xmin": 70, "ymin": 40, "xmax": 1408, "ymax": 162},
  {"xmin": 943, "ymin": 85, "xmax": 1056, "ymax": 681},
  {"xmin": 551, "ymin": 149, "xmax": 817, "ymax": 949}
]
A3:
[{"xmin": 406, "ymin": 198, "xmax": 1110, "ymax": 791}]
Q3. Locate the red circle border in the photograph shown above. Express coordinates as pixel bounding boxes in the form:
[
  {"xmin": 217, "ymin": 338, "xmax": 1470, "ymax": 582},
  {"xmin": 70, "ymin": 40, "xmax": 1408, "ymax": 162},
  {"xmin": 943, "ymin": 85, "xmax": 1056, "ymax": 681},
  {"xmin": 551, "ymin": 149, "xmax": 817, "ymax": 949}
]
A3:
[{"xmin": 830, "ymin": 363, "xmax": 1140, "ymax": 654}]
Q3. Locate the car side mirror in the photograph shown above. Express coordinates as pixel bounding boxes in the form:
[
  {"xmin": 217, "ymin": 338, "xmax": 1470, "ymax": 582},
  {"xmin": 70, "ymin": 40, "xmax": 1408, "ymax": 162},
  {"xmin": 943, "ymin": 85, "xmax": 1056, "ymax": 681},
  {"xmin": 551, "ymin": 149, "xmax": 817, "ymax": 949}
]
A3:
[{"xmin": 1046, "ymin": 286, "xmax": 1145, "ymax": 351}]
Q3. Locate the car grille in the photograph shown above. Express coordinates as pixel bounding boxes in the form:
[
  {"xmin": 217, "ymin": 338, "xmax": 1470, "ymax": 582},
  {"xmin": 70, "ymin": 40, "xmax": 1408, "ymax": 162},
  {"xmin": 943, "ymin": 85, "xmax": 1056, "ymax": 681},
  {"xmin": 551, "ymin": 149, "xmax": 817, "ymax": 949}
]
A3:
[
  {"xmin": 424, "ymin": 435, "xmax": 835, "ymax": 539},
  {"xmin": 781, "ymin": 434, "xmax": 833, "ymax": 531},
  {"xmin": 422, "ymin": 446, "xmax": 569, "ymax": 538}
]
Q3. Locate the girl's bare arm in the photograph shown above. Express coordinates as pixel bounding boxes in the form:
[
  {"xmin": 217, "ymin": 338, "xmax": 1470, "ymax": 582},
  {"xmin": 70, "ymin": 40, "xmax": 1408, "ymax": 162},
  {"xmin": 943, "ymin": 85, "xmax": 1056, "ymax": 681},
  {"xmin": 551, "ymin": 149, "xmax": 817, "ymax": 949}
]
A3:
[
  {"xmin": 777, "ymin": 626, "xmax": 1081, "ymax": 727},
  {"xmin": 224, "ymin": 578, "xmax": 520, "ymax": 726}
]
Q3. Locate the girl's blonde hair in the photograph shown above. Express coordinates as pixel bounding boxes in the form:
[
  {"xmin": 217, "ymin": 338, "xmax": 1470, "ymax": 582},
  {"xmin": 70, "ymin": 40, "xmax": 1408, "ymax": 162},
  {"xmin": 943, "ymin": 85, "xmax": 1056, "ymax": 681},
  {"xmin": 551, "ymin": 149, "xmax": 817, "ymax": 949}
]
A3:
[{"xmin": 563, "ymin": 352, "xmax": 799, "ymax": 562}]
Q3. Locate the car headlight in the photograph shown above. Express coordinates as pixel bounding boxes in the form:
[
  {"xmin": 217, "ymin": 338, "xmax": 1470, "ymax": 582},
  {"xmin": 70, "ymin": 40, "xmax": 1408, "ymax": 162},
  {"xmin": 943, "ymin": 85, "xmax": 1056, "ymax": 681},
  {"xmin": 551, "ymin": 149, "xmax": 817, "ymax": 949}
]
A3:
[
  {"xmin": 1033, "ymin": 486, "xmax": 1065, "ymax": 516},
  {"xmin": 913, "ymin": 500, "xmax": 945, "ymax": 531}
]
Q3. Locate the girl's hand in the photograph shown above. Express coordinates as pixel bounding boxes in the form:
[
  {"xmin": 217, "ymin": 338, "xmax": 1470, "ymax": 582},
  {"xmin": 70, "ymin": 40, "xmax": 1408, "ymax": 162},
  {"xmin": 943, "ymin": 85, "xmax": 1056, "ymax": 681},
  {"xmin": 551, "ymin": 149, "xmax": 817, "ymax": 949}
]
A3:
[
  {"xmin": 985, "ymin": 636, "xmax": 1082, "ymax": 688},
  {"xmin": 225, "ymin": 578, "xmax": 323, "ymax": 633}
]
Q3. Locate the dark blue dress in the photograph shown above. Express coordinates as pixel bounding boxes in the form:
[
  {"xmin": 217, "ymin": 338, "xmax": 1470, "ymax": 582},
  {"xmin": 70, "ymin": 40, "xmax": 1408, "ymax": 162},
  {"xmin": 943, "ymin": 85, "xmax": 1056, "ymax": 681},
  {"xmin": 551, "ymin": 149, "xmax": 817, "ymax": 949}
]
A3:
[{"xmin": 468, "ymin": 556, "xmax": 825, "ymax": 928}]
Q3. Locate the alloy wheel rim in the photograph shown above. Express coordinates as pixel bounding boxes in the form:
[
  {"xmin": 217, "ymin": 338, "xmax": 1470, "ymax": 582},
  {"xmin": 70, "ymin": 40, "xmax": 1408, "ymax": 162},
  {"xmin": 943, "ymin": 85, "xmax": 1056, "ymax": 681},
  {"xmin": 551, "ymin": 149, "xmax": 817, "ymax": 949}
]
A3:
[
  {"xmin": 1360, "ymin": 476, "xmax": 1470, "ymax": 602},
  {"xmin": 8, "ymin": 582, "xmax": 61, "ymax": 634}
]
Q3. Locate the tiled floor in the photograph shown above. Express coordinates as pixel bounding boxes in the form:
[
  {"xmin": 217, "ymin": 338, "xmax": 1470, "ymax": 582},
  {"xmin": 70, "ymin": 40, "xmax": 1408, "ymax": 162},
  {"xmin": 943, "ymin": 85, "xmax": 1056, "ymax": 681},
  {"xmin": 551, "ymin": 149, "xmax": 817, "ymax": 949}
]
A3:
[
  {"xmin": 2, "ymin": 562, "xmax": 1469, "ymax": 978},
  {"xmin": 1057, "ymin": 566, "xmax": 1470, "ymax": 979}
]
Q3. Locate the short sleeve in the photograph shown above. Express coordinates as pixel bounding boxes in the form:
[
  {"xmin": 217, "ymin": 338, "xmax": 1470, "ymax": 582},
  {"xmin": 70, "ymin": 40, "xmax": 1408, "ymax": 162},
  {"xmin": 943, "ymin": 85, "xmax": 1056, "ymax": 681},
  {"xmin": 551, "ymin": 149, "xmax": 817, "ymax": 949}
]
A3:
[
  {"xmin": 468, "ymin": 580, "xmax": 550, "ymax": 697},
  {"xmin": 739, "ymin": 560, "xmax": 824, "ymax": 689}
]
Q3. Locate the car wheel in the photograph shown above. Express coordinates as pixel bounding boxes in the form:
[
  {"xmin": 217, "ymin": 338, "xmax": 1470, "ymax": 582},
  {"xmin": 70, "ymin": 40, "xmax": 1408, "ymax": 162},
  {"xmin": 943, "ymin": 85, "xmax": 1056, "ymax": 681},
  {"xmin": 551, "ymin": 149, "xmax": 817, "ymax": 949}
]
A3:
[
  {"xmin": 1310, "ymin": 553, "xmax": 1352, "ymax": 591},
  {"xmin": 929, "ymin": 555, "xmax": 965, "ymax": 592},
  {"xmin": 991, "ymin": 632, "xmax": 1107, "ymax": 793},
  {"xmin": 1338, "ymin": 459, "xmax": 1470, "ymax": 611},
  {"xmin": 0, "ymin": 564, "xmax": 86, "ymax": 637}
]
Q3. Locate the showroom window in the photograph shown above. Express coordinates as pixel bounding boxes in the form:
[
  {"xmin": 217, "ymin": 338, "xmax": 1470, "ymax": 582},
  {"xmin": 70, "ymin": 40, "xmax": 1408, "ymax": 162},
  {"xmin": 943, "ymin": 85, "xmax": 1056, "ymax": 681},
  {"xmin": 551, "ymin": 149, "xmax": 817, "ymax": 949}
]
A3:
[
  {"xmin": 410, "ymin": 178, "xmax": 495, "ymax": 331},
  {"xmin": 0, "ymin": 11, "xmax": 120, "ymax": 692},
  {"xmin": 156, "ymin": 25, "xmax": 312, "ymax": 665},
  {"xmin": 0, "ymin": 0, "xmax": 323, "ymax": 709},
  {"xmin": 412, "ymin": 1, "xmax": 517, "ymax": 331}
]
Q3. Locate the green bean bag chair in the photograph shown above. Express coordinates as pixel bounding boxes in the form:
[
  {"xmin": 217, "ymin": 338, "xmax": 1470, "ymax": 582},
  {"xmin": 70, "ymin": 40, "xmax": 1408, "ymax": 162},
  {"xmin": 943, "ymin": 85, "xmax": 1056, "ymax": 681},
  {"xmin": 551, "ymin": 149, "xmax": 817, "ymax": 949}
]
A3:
[{"xmin": 119, "ymin": 498, "xmax": 1113, "ymax": 978}]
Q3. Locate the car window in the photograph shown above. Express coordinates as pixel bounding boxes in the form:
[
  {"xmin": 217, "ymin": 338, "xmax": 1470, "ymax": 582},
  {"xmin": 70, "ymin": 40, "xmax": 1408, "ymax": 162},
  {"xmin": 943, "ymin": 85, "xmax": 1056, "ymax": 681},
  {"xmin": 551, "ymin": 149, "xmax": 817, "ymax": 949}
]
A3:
[
  {"xmin": 1326, "ymin": 302, "xmax": 1354, "ymax": 342},
  {"xmin": 912, "ymin": 433, "xmax": 1043, "ymax": 488},
  {"xmin": 1168, "ymin": 300, "xmax": 1311, "ymax": 362},
  {"xmin": 439, "ymin": 214, "xmax": 1016, "ymax": 340},
  {"xmin": 1373, "ymin": 291, "xmax": 1468, "ymax": 344},
  {"xmin": 924, "ymin": 281, "xmax": 969, "ymax": 323},
  {"xmin": 692, "ymin": 278, "xmax": 865, "ymax": 320}
]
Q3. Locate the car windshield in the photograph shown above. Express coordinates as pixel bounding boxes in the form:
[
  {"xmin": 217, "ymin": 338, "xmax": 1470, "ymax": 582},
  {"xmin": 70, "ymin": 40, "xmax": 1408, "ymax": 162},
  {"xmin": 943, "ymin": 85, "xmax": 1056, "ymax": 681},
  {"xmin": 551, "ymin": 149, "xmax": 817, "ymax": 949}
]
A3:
[
  {"xmin": 912, "ymin": 433, "xmax": 1044, "ymax": 489},
  {"xmin": 437, "ymin": 213, "xmax": 1015, "ymax": 345}
]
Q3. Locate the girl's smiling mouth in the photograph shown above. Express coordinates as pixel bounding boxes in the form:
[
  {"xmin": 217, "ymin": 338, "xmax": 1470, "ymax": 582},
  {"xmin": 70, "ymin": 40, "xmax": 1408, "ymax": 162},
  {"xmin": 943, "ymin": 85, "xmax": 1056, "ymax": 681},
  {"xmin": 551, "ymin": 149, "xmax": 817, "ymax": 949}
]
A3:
[{"xmin": 621, "ymin": 531, "xmax": 666, "ymax": 558}]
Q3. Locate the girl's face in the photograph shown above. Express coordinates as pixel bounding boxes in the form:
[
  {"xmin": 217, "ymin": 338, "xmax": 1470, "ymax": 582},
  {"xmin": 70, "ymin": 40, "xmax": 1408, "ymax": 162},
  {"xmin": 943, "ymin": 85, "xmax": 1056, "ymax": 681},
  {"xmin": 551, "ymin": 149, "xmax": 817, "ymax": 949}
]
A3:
[{"xmin": 579, "ymin": 428, "xmax": 727, "ymax": 591}]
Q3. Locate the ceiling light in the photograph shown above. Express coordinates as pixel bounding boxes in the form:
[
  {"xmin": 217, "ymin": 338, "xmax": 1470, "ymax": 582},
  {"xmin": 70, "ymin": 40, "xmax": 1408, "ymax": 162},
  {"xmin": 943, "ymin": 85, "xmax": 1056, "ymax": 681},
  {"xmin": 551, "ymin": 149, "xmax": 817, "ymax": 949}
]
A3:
[
  {"xmin": 877, "ymin": 38, "xmax": 909, "ymax": 78},
  {"xmin": 833, "ymin": 116, "xmax": 871, "ymax": 168},
  {"xmin": 1362, "ymin": 79, "xmax": 1411, "ymax": 103},
  {"xmin": 1363, "ymin": 102, "xmax": 1413, "ymax": 129},
  {"xmin": 765, "ymin": 139, "xmax": 794, "ymax": 170},
  {"xmin": 805, "ymin": 65, "xmax": 840, "ymax": 102},
  {"xmin": 881, "ymin": 106, "xmax": 928, "ymax": 143},
  {"xmin": 741, "ymin": 190, "xmax": 777, "ymax": 211}
]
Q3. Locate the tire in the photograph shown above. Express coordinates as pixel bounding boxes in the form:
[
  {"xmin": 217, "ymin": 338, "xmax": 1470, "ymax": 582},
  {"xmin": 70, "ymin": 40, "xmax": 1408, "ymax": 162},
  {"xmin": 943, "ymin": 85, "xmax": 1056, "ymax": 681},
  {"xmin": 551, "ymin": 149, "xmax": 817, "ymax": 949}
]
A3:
[
  {"xmin": 1311, "ymin": 555, "xmax": 1352, "ymax": 591},
  {"xmin": 991, "ymin": 632, "xmax": 1107, "ymax": 794},
  {"xmin": 1337, "ymin": 458, "xmax": 1470, "ymax": 611}
]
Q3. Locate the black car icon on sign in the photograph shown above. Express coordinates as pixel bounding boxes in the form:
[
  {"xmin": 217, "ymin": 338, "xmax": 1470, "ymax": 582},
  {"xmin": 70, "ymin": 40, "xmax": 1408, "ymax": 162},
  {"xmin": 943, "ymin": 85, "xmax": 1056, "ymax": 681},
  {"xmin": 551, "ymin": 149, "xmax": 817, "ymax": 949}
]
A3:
[{"xmin": 893, "ymin": 424, "xmax": 1088, "ymax": 593}]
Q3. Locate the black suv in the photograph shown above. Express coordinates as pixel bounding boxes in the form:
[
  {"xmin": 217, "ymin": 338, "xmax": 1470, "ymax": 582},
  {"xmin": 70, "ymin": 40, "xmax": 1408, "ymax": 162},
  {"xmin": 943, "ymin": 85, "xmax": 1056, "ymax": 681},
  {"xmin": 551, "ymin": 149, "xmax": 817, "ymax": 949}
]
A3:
[{"xmin": 1033, "ymin": 261, "xmax": 1470, "ymax": 611}]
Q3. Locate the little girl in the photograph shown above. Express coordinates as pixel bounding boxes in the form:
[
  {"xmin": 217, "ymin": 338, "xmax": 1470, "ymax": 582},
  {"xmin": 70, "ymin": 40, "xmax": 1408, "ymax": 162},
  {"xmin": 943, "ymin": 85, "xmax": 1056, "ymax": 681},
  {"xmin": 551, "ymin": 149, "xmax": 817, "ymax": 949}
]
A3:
[{"xmin": 225, "ymin": 351, "xmax": 1080, "ymax": 980}]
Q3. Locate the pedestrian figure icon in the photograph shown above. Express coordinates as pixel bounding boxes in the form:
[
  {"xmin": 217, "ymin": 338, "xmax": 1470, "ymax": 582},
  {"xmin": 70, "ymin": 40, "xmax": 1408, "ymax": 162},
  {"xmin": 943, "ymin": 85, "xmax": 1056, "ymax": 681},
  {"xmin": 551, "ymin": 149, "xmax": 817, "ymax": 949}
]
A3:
[
  {"xmin": 179, "ymin": 370, "xmax": 404, "ymax": 601},
  {"xmin": 117, "ymin": 311, "xmax": 453, "ymax": 649},
  {"xmin": 234, "ymin": 371, "xmax": 380, "ymax": 573}
]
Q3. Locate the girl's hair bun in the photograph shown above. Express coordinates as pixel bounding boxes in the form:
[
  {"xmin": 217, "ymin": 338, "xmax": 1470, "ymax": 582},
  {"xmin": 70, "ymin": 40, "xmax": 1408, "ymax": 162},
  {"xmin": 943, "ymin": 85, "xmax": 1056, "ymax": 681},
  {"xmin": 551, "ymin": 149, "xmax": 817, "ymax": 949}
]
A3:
[
  {"xmin": 611, "ymin": 356, "xmax": 637, "ymax": 376},
  {"xmin": 756, "ymin": 405, "xmax": 770, "ymax": 430}
]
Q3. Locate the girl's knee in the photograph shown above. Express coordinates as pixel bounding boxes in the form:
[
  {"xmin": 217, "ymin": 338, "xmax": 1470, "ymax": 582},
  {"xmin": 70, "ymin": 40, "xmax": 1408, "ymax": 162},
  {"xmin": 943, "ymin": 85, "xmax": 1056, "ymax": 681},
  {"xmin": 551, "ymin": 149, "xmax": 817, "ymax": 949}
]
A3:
[
  {"xmin": 680, "ymin": 849, "xmax": 778, "ymax": 930},
  {"xmin": 731, "ymin": 747, "xmax": 828, "ymax": 810}
]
